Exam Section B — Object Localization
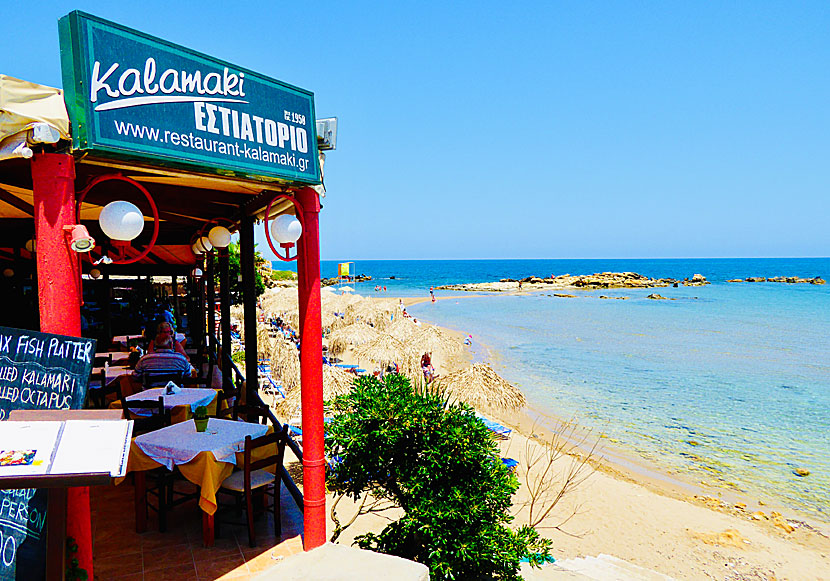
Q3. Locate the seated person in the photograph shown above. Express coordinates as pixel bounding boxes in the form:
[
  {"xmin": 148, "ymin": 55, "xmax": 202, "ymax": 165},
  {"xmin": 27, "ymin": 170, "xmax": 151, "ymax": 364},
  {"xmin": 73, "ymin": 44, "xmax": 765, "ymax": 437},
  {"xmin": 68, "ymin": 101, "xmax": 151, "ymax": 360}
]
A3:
[
  {"xmin": 148, "ymin": 321, "xmax": 188, "ymax": 360},
  {"xmin": 116, "ymin": 336, "xmax": 195, "ymax": 397}
]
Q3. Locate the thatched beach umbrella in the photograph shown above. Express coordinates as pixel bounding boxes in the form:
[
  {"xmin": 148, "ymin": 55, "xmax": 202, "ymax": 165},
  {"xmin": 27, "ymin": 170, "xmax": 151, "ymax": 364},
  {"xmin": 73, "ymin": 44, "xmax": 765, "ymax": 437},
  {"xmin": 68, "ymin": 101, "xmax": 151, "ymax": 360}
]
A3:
[
  {"xmin": 438, "ymin": 363, "xmax": 527, "ymax": 410},
  {"xmin": 327, "ymin": 322, "xmax": 380, "ymax": 356},
  {"xmin": 344, "ymin": 300, "xmax": 379, "ymax": 326},
  {"xmin": 407, "ymin": 325, "xmax": 461, "ymax": 359},
  {"xmin": 257, "ymin": 324, "xmax": 274, "ymax": 357},
  {"xmin": 385, "ymin": 317, "xmax": 418, "ymax": 341},
  {"xmin": 352, "ymin": 334, "xmax": 410, "ymax": 368},
  {"xmin": 269, "ymin": 339, "xmax": 301, "ymax": 391},
  {"xmin": 274, "ymin": 365, "xmax": 356, "ymax": 417},
  {"xmin": 260, "ymin": 287, "xmax": 298, "ymax": 314}
]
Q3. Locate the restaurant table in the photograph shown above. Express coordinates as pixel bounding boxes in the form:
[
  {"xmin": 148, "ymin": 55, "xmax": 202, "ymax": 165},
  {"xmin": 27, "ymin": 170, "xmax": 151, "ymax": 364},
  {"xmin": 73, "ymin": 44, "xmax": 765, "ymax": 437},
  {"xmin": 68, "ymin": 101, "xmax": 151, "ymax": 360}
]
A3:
[
  {"xmin": 122, "ymin": 418, "xmax": 270, "ymax": 545},
  {"xmin": 112, "ymin": 334, "xmax": 144, "ymax": 348},
  {"xmin": 95, "ymin": 351, "xmax": 130, "ymax": 365},
  {"xmin": 91, "ymin": 363, "xmax": 130, "ymax": 385},
  {"xmin": 125, "ymin": 387, "xmax": 217, "ymax": 423}
]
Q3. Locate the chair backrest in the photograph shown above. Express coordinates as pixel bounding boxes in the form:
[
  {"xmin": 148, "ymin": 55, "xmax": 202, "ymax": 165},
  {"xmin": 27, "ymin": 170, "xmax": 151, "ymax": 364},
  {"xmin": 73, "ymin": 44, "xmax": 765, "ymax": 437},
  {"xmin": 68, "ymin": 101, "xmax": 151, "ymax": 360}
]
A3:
[
  {"xmin": 123, "ymin": 396, "xmax": 170, "ymax": 433},
  {"xmin": 142, "ymin": 371, "xmax": 184, "ymax": 390},
  {"xmin": 214, "ymin": 386, "xmax": 240, "ymax": 417},
  {"xmin": 243, "ymin": 424, "xmax": 290, "ymax": 482},
  {"xmin": 93, "ymin": 353, "xmax": 112, "ymax": 367},
  {"xmin": 90, "ymin": 374, "xmax": 123, "ymax": 409},
  {"xmin": 218, "ymin": 402, "xmax": 268, "ymax": 424}
]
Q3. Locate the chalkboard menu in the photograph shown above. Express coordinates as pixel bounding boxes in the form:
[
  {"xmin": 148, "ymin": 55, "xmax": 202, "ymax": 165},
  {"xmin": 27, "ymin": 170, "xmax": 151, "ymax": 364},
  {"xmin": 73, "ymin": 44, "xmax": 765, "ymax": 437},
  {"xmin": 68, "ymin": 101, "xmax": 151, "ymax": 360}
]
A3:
[{"xmin": 0, "ymin": 326, "xmax": 96, "ymax": 581}]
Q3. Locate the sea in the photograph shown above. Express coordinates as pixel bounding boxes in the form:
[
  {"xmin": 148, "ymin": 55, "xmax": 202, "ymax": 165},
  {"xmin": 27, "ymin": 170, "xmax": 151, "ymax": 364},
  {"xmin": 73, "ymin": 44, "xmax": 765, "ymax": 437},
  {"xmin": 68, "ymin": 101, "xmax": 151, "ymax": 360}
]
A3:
[{"xmin": 283, "ymin": 258, "xmax": 830, "ymax": 519}]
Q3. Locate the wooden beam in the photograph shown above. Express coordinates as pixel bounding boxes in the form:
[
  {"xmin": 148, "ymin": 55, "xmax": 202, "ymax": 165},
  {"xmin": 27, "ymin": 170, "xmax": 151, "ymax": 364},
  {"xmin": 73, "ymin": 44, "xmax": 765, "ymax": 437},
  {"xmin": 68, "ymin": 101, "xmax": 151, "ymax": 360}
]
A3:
[
  {"xmin": 240, "ymin": 212, "xmax": 258, "ymax": 402},
  {"xmin": 0, "ymin": 187, "xmax": 34, "ymax": 216}
]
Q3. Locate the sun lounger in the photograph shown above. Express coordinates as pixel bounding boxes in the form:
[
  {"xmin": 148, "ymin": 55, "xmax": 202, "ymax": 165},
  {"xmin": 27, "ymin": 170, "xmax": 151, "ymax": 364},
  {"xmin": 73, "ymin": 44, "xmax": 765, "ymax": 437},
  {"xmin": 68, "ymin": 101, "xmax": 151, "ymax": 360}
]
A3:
[
  {"xmin": 257, "ymin": 363, "xmax": 286, "ymax": 398},
  {"xmin": 501, "ymin": 458, "xmax": 519, "ymax": 473},
  {"xmin": 476, "ymin": 414, "xmax": 512, "ymax": 439}
]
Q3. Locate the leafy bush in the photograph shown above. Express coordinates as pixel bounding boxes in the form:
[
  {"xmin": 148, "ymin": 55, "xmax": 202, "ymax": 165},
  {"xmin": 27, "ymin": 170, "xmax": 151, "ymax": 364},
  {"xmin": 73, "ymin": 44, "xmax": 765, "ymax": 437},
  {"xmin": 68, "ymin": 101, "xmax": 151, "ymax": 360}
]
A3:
[
  {"xmin": 325, "ymin": 374, "xmax": 552, "ymax": 581},
  {"xmin": 271, "ymin": 269, "xmax": 297, "ymax": 281}
]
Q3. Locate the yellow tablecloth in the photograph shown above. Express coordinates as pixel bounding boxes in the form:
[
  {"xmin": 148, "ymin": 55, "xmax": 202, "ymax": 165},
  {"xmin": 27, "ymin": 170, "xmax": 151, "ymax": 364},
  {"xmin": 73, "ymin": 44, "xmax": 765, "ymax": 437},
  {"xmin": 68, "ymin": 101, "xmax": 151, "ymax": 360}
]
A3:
[
  {"xmin": 118, "ymin": 423, "xmax": 275, "ymax": 515},
  {"xmin": 109, "ymin": 389, "xmax": 219, "ymax": 424}
]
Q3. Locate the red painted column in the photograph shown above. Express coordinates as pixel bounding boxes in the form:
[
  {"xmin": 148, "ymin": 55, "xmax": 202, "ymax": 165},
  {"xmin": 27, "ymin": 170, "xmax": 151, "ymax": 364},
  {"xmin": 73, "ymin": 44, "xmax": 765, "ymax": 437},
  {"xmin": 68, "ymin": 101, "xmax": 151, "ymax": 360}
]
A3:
[
  {"xmin": 31, "ymin": 153, "xmax": 94, "ymax": 577},
  {"xmin": 295, "ymin": 186, "xmax": 326, "ymax": 549}
]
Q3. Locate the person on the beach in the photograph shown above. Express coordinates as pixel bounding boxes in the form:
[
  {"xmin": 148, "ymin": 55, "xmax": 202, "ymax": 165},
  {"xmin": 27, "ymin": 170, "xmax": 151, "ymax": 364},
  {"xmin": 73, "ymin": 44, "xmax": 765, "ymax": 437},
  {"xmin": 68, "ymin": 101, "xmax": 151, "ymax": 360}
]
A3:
[
  {"xmin": 421, "ymin": 352, "xmax": 434, "ymax": 383},
  {"xmin": 518, "ymin": 280, "xmax": 523, "ymax": 290},
  {"xmin": 464, "ymin": 334, "xmax": 473, "ymax": 346},
  {"xmin": 430, "ymin": 286, "xmax": 436, "ymax": 302}
]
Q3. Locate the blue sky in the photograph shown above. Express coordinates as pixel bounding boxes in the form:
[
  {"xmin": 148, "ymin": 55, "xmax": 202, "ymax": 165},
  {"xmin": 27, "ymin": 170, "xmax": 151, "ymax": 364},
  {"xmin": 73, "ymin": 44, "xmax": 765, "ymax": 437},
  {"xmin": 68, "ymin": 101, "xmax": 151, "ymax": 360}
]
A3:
[{"xmin": 3, "ymin": 2, "xmax": 829, "ymax": 260}]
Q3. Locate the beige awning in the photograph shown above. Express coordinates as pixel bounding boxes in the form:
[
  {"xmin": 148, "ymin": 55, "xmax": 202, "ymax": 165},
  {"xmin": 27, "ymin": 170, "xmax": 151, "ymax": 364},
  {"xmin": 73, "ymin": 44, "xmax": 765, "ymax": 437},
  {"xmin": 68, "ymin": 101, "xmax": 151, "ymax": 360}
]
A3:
[{"xmin": 0, "ymin": 75, "xmax": 70, "ymax": 160}]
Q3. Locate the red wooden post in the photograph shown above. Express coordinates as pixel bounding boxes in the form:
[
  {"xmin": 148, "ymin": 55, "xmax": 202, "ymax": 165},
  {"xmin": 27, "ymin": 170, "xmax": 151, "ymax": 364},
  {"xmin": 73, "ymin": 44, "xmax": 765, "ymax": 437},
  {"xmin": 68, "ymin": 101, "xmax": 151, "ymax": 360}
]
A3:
[
  {"xmin": 31, "ymin": 153, "xmax": 94, "ymax": 578},
  {"xmin": 295, "ymin": 186, "xmax": 325, "ymax": 549}
]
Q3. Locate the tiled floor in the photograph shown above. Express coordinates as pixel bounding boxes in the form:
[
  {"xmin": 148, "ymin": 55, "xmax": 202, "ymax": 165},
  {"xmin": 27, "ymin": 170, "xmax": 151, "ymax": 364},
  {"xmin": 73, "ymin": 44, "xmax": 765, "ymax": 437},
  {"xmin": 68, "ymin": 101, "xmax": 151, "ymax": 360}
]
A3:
[{"xmin": 90, "ymin": 477, "xmax": 305, "ymax": 580}]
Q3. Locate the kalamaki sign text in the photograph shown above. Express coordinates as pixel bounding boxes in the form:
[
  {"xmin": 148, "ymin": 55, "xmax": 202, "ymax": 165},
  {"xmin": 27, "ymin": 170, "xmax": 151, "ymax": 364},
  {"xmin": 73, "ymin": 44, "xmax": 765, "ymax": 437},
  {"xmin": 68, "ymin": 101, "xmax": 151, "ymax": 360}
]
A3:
[{"xmin": 59, "ymin": 11, "xmax": 320, "ymax": 184}]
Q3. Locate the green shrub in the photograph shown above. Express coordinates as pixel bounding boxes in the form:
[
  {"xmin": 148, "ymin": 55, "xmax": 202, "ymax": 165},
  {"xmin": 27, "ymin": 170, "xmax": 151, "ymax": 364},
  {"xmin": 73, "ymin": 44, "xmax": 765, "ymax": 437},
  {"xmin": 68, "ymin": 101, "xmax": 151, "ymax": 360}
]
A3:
[
  {"xmin": 271, "ymin": 270, "xmax": 297, "ymax": 281},
  {"xmin": 325, "ymin": 374, "xmax": 552, "ymax": 581}
]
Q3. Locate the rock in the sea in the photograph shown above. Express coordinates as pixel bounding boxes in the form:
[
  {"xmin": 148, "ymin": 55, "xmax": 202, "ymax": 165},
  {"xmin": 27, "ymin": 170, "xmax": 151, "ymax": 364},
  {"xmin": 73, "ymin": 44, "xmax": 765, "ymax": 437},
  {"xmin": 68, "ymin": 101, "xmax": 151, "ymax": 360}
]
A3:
[
  {"xmin": 727, "ymin": 279, "xmax": 744, "ymax": 283},
  {"xmin": 553, "ymin": 293, "xmax": 577, "ymax": 298},
  {"xmin": 746, "ymin": 277, "xmax": 766, "ymax": 282},
  {"xmin": 793, "ymin": 467, "xmax": 810, "ymax": 477},
  {"xmin": 811, "ymin": 277, "xmax": 826, "ymax": 285},
  {"xmin": 647, "ymin": 293, "xmax": 668, "ymax": 300}
]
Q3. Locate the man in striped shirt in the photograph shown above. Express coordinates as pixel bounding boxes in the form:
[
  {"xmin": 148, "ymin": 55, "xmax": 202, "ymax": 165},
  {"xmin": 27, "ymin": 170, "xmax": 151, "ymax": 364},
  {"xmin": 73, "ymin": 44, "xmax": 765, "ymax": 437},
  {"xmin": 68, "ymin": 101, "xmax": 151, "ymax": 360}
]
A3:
[{"xmin": 134, "ymin": 336, "xmax": 195, "ymax": 379}]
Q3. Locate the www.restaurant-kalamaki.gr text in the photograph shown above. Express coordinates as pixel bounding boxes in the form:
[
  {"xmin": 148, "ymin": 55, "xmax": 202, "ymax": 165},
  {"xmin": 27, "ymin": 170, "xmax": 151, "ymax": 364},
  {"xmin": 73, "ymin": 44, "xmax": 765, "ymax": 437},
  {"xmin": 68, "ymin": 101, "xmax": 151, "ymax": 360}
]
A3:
[{"xmin": 112, "ymin": 102, "xmax": 311, "ymax": 172}]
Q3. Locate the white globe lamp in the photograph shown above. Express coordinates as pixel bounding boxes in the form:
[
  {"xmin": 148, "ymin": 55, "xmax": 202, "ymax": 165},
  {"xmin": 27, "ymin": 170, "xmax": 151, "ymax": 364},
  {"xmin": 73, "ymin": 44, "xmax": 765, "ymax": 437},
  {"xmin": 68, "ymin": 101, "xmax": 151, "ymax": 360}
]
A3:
[
  {"xmin": 271, "ymin": 214, "xmax": 302, "ymax": 246},
  {"xmin": 191, "ymin": 267, "xmax": 203, "ymax": 278},
  {"xmin": 208, "ymin": 226, "xmax": 231, "ymax": 249},
  {"xmin": 98, "ymin": 201, "xmax": 144, "ymax": 242}
]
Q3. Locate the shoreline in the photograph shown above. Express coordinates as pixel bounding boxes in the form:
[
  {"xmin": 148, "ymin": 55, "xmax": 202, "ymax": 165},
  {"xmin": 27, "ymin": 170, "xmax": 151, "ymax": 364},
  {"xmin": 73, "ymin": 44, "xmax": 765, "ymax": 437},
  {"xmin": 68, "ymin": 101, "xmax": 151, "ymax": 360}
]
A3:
[
  {"xmin": 271, "ymin": 285, "xmax": 830, "ymax": 577},
  {"xmin": 396, "ymin": 292, "xmax": 830, "ymax": 539}
]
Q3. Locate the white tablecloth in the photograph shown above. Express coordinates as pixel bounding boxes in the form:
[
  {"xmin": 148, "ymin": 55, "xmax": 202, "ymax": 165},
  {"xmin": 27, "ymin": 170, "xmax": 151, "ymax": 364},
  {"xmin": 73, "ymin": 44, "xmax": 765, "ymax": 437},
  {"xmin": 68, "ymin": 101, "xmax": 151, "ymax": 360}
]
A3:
[
  {"xmin": 134, "ymin": 418, "xmax": 268, "ymax": 470},
  {"xmin": 126, "ymin": 387, "xmax": 216, "ymax": 413}
]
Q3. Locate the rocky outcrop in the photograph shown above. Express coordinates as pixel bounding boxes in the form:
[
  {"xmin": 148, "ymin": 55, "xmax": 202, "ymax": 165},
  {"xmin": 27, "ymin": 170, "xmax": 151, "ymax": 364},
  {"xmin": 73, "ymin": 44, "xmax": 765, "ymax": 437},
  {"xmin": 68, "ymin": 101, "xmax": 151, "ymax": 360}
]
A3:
[
  {"xmin": 730, "ymin": 276, "xmax": 825, "ymax": 285},
  {"xmin": 321, "ymin": 274, "xmax": 373, "ymax": 287},
  {"xmin": 436, "ymin": 272, "xmax": 710, "ymax": 292}
]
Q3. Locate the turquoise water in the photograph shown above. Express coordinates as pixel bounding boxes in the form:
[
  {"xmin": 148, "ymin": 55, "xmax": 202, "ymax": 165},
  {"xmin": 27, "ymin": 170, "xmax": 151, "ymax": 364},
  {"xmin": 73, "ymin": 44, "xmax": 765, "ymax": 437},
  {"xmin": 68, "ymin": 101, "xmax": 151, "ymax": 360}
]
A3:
[{"xmin": 289, "ymin": 258, "xmax": 830, "ymax": 517}]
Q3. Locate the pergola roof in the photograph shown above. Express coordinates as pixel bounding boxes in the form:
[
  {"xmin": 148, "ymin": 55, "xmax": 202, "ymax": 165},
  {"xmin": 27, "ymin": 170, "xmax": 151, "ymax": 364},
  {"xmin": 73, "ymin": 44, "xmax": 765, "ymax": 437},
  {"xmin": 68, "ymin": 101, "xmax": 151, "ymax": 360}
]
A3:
[{"xmin": 0, "ymin": 155, "xmax": 300, "ymax": 270}]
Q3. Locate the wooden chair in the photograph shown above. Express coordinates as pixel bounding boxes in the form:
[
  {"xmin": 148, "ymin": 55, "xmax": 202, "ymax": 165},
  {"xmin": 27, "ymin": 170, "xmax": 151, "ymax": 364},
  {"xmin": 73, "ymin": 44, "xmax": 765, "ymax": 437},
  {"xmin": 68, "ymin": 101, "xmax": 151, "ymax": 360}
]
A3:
[
  {"xmin": 89, "ymin": 375, "xmax": 123, "ymax": 409},
  {"xmin": 141, "ymin": 371, "xmax": 185, "ymax": 390},
  {"xmin": 123, "ymin": 396, "xmax": 170, "ymax": 435},
  {"xmin": 213, "ymin": 386, "xmax": 241, "ymax": 418},
  {"xmin": 217, "ymin": 402, "xmax": 268, "ymax": 424},
  {"xmin": 217, "ymin": 424, "xmax": 290, "ymax": 546},
  {"xmin": 122, "ymin": 397, "xmax": 177, "ymax": 531}
]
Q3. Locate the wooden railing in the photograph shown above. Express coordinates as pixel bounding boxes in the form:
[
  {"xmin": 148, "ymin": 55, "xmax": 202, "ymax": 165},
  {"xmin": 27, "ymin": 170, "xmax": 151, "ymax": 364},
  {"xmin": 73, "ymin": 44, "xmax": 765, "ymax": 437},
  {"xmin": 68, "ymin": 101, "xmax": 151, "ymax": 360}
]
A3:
[{"xmin": 219, "ymin": 342, "xmax": 305, "ymax": 513}]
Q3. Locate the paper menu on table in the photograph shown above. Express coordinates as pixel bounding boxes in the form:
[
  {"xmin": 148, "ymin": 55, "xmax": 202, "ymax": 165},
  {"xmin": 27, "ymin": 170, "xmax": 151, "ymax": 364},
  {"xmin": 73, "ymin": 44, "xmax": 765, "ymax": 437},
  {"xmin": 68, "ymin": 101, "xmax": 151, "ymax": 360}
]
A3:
[
  {"xmin": 49, "ymin": 420, "xmax": 133, "ymax": 478},
  {"xmin": 0, "ymin": 421, "xmax": 61, "ymax": 477}
]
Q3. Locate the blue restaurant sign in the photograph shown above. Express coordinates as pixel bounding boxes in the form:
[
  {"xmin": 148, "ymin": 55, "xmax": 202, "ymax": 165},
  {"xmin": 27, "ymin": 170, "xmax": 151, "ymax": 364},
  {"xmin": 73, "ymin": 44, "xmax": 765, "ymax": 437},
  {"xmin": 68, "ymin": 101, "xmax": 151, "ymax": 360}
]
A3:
[{"xmin": 58, "ymin": 11, "xmax": 320, "ymax": 184}]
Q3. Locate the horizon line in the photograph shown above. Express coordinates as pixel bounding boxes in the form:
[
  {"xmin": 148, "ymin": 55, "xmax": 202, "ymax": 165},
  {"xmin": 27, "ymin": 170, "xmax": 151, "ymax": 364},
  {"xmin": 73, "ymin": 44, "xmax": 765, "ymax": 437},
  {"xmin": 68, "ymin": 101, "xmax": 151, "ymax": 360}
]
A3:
[{"xmin": 302, "ymin": 255, "xmax": 830, "ymax": 262}]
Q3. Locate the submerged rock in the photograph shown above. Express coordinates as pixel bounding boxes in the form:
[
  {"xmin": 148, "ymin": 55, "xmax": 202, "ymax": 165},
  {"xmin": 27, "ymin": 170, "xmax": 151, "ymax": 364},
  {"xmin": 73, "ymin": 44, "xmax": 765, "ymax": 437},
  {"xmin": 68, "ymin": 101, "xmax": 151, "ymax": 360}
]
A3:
[{"xmin": 793, "ymin": 467, "xmax": 810, "ymax": 477}]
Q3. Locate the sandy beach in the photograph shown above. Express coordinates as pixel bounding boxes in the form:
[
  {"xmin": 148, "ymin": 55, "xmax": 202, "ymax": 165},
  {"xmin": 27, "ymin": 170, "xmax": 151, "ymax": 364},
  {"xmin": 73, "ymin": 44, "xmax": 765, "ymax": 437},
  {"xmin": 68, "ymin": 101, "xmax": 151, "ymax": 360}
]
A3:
[
  {"xmin": 258, "ymin": 287, "xmax": 830, "ymax": 579},
  {"xmin": 325, "ymin": 292, "xmax": 830, "ymax": 580}
]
